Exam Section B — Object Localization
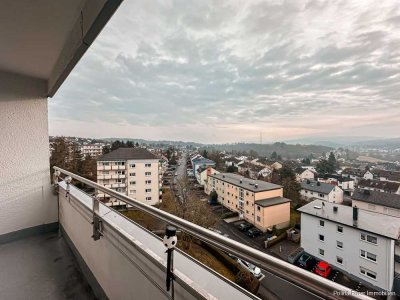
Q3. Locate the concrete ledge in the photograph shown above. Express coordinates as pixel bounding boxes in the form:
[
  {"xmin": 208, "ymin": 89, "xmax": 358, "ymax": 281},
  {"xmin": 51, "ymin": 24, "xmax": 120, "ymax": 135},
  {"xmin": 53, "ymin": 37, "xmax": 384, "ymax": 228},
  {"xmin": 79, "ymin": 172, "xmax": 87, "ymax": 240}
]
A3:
[
  {"xmin": 60, "ymin": 225, "xmax": 108, "ymax": 300},
  {"xmin": 0, "ymin": 222, "xmax": 59, "ymax": 244}
]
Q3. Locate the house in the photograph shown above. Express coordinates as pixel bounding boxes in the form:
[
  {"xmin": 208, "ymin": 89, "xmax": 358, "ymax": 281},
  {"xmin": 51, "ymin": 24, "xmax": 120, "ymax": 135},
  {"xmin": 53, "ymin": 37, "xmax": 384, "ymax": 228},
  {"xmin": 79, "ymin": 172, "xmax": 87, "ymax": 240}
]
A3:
[
  {"xmin": 371, "ymin": 169, "xmax": 400, "ymax": 183},
  {"xmin": 351, "ymin": 189, "xmax": 400, "ymax": 218},
  {"xmin": 192, "ymin": 157, "xmax": 216, "ymax": 177},
  {"xmin": 206, "ymin": 173, "xmax": 290, "ymax": 231},
  {"xmin": 358, "ymin": 179, "xmax": 400, "ymax": 195},
  {"xmin": 296, "ymin": 168, "xmax": 317, "ymax": 182},
  {"xmin": 318, "ymin": 174, "xmax": 355, "ymax": 195},
  {"xmin": 363, "ymin": 171, "xmax": 374, "ymax": 180},
  {"xmin": 342, "ymin": 168, "xmax": 367, "ymax": 183},
  {"xmin": 97, "ymin": 148, "xmax": 162, "ymax": 206},
  {"xmin": 196, "ymin": 166, "xmax": 219, "ymax": 186},
  {"xmin": 258, "ymin": 166, "xmax": 273, "ymax": 178},
  {"xmin": 271, "ymin": 162, "xmax": 283, "ymax": 170},
  {"xmin": 300, "ymin": 180, "xmax": 343, "ymax": 203},
  {"xmin": 299, "ymin": 200, "xmax": 400, "ymax": 292},
  {"xmin": 224, "ymin": 157, "xmax": 244, "ymax": 168}
]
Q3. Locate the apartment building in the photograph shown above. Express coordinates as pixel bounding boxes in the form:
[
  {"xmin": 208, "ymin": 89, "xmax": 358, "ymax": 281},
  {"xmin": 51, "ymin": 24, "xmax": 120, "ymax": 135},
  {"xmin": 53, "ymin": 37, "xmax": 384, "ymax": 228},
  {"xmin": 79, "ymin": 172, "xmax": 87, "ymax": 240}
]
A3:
[
  {"xmin": 97, "ymin": 148, "xmax": 162, "ymax": 206},
  {"xmin": 300, "ymin": 180, "xmax": 344, "ymax": 203},
  {"xmin": 206, "ymin": 173, "xmax": 290, "ymax": 231},
  {"xmin": 80, "ymin": 143, "xmax": 104, "ymax": 157},
  {"xmin": 352, "ymin": 189, "xmax": 400, "ymax": 218},
  {"xmin": 299, "ymin": 200, "xmax": 400, "ymax": 292},
  {"xmin": 196, "ymin": 166, "xmax": 219, "ymax": 186}
]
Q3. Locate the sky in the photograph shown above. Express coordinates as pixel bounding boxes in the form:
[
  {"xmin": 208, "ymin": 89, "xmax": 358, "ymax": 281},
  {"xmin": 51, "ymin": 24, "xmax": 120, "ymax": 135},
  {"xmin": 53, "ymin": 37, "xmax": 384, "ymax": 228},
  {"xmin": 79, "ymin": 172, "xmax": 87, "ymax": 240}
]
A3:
[{"xmin": 49, "ymin": 0, "xmax": 400, "ymax": 144}]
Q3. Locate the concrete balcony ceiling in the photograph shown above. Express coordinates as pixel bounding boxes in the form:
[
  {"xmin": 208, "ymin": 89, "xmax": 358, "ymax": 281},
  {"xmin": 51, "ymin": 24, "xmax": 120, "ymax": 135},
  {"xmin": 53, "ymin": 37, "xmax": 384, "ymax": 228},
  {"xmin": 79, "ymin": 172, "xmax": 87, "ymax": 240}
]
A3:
[{"xmin": 0, "ymin": 0, "xmax": 123, "ymax": 97}]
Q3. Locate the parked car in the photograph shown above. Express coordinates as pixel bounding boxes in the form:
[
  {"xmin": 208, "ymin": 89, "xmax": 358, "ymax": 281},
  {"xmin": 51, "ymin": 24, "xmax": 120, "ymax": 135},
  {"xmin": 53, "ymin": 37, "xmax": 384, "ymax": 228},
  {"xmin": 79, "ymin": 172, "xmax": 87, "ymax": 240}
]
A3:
[
  {"xmin": 237, "ymin": 258, "xmax": 262, "ymax": 279},
  {"xmin": 297, "ymin": 253, "xmax": 316, "ymax": 270},
  {"xmin": 246, "ymin": 227, "xmax": 262, "ymax": 238},
  {"xmin": 314, "ymin": 261, "xmax": 332, "ymax": 278},
  {"xmin": 238, "ymin": 222, "xmax": 253, "ymax": 231}
]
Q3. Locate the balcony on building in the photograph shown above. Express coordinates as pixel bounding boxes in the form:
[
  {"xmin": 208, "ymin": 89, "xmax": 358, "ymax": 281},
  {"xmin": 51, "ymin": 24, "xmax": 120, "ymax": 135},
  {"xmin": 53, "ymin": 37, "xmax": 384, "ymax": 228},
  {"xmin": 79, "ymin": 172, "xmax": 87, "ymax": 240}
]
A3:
[{"xmin": 0, "ymin": 1, "xmax": 372, "ymax": 300}]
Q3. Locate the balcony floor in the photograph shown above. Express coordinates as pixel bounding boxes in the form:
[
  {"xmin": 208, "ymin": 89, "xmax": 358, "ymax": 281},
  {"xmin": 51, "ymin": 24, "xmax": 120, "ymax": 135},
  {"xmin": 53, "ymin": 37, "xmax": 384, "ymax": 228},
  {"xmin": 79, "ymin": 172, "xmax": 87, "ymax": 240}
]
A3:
[{"xmin": 0, "ymin": 231, "xmax": 95, "ymax": 300}]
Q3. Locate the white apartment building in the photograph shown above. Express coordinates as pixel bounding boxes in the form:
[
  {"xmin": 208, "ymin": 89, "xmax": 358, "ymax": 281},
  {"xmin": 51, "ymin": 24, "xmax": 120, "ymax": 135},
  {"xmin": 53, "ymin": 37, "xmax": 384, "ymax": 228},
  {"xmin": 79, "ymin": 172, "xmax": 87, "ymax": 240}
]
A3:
[
  {"xmin": 300, "ymin": 180, "xmax": 344, "ymax": 203},
  {"xmin": 80, "ymin": 143, "xmax": 104, "ymax": 157},
  {"xmin": 299, "ymin": 200, "xmax": 400, "ymax": 292},
  {"xmin": 97, "ymin": 148, "xmax": 162, "ymax": 206}
]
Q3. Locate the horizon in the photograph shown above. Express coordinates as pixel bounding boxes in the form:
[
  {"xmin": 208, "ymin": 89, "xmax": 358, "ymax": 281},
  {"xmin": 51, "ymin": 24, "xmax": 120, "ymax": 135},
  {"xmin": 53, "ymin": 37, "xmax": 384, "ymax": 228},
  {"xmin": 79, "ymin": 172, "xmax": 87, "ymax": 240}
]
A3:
[{"xmin": 49, "ymin": 1, "xmax": 400, "ymax": 143}]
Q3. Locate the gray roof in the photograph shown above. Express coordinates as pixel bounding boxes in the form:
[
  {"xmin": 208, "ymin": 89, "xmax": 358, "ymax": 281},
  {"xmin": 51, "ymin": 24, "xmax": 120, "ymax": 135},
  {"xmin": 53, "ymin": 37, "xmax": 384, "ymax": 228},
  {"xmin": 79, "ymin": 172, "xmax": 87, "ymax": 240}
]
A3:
[
  {"xmin": 300, "ymin": 180, "xmax": 335, "ymax": 194},
  {"xmin": 358, "ymin": 179, "xmax": 400, "ymax": 193},
  {"xmin": 209, "ymin": 173, "xmax": 282, "ymax": 192},
  {"xmin": 298, "ymin": 200, "xmax": 400, "ymax": 240},
  {"xmin": 371, "ymin": 169, "xmax": 400, "ymax": 182},
  {"xmin": 256, "ymin": 197, "xmax": 291, "ymax": 208},
  {"xmin": 98, "ymin": 148, "xmax": 158, "ymax": 161},
  {"xmin": 352, "ymin": 189, "xmax": 400, "ymax": 209}
]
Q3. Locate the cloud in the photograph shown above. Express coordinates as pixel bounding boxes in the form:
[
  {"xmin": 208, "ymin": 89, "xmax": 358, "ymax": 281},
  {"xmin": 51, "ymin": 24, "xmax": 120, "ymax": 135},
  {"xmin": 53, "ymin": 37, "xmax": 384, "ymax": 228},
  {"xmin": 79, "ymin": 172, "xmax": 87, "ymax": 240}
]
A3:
[{"xmin": 49, "ymin": 0, "xmax": 400, "ymax": 143}]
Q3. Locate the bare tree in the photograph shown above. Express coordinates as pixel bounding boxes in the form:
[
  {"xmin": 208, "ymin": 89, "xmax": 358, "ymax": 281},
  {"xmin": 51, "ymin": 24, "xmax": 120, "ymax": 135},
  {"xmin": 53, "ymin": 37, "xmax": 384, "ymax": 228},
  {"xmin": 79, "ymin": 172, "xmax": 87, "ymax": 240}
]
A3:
[{"xmin": 161, "ymin": 177, "xmax": 217, "ymax": 250}]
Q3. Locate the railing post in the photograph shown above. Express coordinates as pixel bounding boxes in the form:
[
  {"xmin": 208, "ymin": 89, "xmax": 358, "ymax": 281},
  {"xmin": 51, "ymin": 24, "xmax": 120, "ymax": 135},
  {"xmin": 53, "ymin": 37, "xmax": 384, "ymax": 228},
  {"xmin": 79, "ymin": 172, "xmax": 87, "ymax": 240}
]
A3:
[
  {"xmin": 92, "ymin": 194, "xmax": 102, "ymax": 241},
  {"xmin": 52, "ymin": 170, "xmax": 61, "ymax": 195}
]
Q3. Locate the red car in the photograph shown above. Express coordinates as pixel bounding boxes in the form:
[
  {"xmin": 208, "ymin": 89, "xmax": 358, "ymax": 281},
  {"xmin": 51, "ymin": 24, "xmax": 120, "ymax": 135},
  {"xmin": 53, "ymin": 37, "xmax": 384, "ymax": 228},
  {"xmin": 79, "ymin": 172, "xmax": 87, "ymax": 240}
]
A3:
[{"xmin": 314, "ymin": 261, "xmax": 332, "ymax": 278}]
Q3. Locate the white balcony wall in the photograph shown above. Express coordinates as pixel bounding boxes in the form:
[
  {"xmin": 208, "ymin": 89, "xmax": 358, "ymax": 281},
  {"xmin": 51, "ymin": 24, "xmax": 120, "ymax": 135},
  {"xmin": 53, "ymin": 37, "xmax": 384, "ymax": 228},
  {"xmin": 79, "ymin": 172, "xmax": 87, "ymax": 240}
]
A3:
[
  {"xmin": 0, "ymin": 71, "xmax": 57, "ymax": 236},
  {"xmin": 58, "ymin": 182, "xmax": 256, "ymax": 300}
]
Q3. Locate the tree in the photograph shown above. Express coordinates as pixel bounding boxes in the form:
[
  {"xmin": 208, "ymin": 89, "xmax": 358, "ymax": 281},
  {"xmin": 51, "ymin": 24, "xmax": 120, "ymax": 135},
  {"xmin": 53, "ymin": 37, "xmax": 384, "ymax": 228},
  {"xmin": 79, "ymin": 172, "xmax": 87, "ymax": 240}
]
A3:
[
  {"xmin": 161, "ymin": 178, "xmax": 217, "ymax": 250},
  {"xmin": 235, "ymin": 270, "xmax": 260, "ymax": 294},
  {"xmin": 270, "ymin": 151, "xmax": 278, "ymax": 160},
  {"xmin": 302, "ymin": 157, "xmax": 311, "ymax": 165},
  {"xmin": 50, "ymin": 137, "xmax": 71, "ymax": 172},
  {"xmin": 126, "ymin": 141, "xmax": 134, "ymax": 147},
  {"xmin": 271, "ymin": 165, "xmax": 301, "ymax": 207},
  {"xmin": 316, "ymin": 159, "xmax": 334, "ymax": 174},
  {"xmin": 226, "ymin": 165, "xmax": 238, "ymax": 173},
  {"xmin": 202, "ymin": 149, "xmax": 208, "ymax": 158},
  {"xmin": 327, "ymin": 152, "xmax": 337, "ymax": 171},
  {"xmin": 209, "ymin": 190, "xmax": 218, "ymax": 205}
]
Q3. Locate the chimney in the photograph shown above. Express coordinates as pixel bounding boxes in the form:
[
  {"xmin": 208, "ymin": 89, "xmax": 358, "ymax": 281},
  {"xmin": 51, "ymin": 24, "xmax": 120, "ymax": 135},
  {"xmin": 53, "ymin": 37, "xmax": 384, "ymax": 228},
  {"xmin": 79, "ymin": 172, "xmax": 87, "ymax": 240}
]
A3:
[
  {"xmin": 353, "ymin": 206, "xmax": 358, "ymax": 227},
  {"xmin": 255, "ymin": 184, "xmax": 258, "ymax": 189},
  {"xmin": 317, "ymin": 182, "xmax": 321, "ymax": 186},
  {"xmin": 240, "ymin": 178, "xmax": 243, "ymax": 183}
]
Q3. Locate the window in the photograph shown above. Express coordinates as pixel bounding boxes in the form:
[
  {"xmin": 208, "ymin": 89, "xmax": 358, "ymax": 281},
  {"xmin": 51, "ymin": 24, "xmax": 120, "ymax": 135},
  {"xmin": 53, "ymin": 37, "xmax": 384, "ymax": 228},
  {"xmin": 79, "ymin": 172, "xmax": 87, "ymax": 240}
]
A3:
[
  {"xmin": 361, "ymin": 233, "xmax": 377, "ymax": 245},
  {"xmin": 129, "ymin": 164, "xmax": 136, "ymax": 168},
  {"xmin": 337, "ymin": 226, "xmax": 343, "ymax": 233},
  {"xmin": 145, "ymin": 180, "xmax": 152, "ymax": 184},
  {"xmin": 360, "ymin": 267, "xmax": 376, "ymax": 280},
  {"xmin": 145, "ymin": 188, "xmax": 152, "ymax": 193},
  {"xmin": 145, "ymin": 172, "xmax": 151, "ymax": 176},
  {"xmin": 246, "ymin": 210, "xmax": 249, "ymax": 214},
  {"xmin": 319, "ymin": 248, "xmax": 324, "ymax": 256},
  {"xmin": 336, "ymin": 256, "xmax": 343, "ymax": 264},
  {"xmin": 129, "ymin": 190, "xmax": 136, "ymax": 194},
  {"xmin": 115, "ymin": 162, "xmax": 125, "ymax": 166},
  {"xmin": 257, "ymin": 216, "xmax": 261, "ymax": 222},
  {"xmin": 257, "ymin": 206, "xmax": 260, "ymax": 211},
  {"xmin": 117, "ymin": 170, "xmax": 125, "ymax": 175},
  {"xmin": 246, "ymin": 201, "xmax": 249, "ymax": 205},
  {"xmin": 146, "ymin": 196, "xmax": 152, "ymax": 201},
  {"xmin": 102, "ymin": 162, "xmax": 109, "ymax": 166},
  {"xmin": 116, "ymin": 188, "xmax": 125, "ymax": 192},
  {"xmin": 129, "ymin": 172, "xmax": 136, "ymax": 176},
  {"xmin": 319, "ymin": 234, "xmax": 325, "ymax": 242},
  {"xmin": 319, "ymin": 220, "xmax": 324, "ymax": 227},
  {"xmin": 145, "ymin": 163, "xmax": 151, "ymax": 167},
  {"xmin": 319, "ymin": 193, "xmax": 324, "ymax": 198},
  {"xmin": 336, "ymin": 241, "xmax": 343, "ymax": 249},
  {"xmin": 360, "ymin": 250, "xmax": 377, "ymax": 262},
  {"xmin": 129, "ymin": 181, "xmax": 136, "ymax": 185},
  {"xmin": 116, "ymin": 179, "xmax": 123, "ymax": 183}
]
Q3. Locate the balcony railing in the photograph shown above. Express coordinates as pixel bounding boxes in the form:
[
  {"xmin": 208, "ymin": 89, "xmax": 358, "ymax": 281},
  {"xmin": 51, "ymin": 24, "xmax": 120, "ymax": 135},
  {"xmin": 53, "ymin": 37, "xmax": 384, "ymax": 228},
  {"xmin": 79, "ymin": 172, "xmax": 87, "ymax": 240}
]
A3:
[{"xmin": 53, "ymin": 167, "xmax": 371, "ymax": 300}]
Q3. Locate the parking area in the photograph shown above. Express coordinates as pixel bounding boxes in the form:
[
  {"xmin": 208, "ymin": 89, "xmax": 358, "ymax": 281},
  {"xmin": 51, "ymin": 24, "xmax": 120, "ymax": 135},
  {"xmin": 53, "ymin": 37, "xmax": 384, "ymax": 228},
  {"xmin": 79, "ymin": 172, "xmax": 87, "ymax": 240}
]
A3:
[{"xmin": 293, "ymin": 253, "xmax": 386, "ymax": 300}]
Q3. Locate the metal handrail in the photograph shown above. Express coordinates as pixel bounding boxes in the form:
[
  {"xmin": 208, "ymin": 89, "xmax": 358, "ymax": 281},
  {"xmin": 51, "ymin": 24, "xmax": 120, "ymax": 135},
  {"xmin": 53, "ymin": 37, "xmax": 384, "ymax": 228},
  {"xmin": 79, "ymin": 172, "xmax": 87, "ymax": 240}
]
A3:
[{"xmin": 54, "ymin": 166, "xmax": 372, "ymax": 300}]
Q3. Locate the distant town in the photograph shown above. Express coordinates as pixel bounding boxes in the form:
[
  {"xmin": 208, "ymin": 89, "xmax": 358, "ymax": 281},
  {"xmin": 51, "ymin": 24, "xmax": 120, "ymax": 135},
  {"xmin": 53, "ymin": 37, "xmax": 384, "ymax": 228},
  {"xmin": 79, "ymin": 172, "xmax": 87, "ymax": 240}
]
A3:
[{"xmin": 49, "ymin": 135, "xmax": 400, "ymax": 297}]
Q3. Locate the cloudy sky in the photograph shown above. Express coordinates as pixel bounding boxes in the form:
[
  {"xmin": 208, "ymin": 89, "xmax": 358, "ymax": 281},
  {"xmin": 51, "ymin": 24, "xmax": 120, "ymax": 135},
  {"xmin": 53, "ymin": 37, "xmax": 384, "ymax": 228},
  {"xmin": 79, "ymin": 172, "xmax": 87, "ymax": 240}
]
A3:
[{"xmin": 49, "ymin": 0, "xmax": 400, "ymax": 144}]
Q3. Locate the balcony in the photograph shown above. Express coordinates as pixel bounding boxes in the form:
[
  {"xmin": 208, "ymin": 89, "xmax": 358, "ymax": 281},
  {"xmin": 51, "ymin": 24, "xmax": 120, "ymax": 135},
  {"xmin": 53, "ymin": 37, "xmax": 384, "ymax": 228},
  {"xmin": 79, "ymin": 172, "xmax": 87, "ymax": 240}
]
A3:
[
  {"xmin": 0, "ymin": 1, "xmax": 374, "ymax": 299},
  {"xmin": 111, "ymin": 183, "xmax": 126, "ymax": 188},
  {"xmin": 111, "ymin": 174, "xmax": 126, "ymax": 179}
]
